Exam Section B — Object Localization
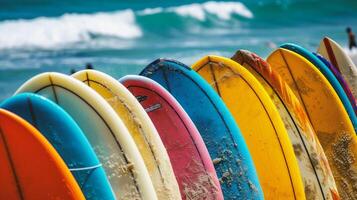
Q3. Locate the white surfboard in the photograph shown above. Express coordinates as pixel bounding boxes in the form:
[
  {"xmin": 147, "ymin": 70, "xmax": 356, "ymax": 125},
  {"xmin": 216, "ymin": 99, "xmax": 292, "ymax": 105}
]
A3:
[{"xmin": 15, "ymin": 72, "xmax": 158, "ymax": 200}]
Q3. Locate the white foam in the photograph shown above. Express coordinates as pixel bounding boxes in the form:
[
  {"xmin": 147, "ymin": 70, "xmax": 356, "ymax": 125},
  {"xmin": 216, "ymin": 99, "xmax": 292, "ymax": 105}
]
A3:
[
  {"xmin": 138, "ymin": 8, "xmax": 164, "ymax": 15},
  {"xmin": 202, "ymin": 1, "xmax": 253, "ymax": 20},
  {"xmin": 170, "ymin": 4, "xmax": 206, "ymax": 21},
  {"xmin": 0, "ymin": 9, "xmax": 142, "ymax": 49},
  {"xmin": 140, "ymin": 1, "xmax": 254, "ymax": 21}
]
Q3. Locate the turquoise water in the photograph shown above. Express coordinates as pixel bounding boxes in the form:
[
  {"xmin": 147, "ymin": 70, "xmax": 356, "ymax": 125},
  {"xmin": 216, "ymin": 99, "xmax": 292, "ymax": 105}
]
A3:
[{"xmin": 0, "ymin": 0, "xmax": 356, "ymax": 101}]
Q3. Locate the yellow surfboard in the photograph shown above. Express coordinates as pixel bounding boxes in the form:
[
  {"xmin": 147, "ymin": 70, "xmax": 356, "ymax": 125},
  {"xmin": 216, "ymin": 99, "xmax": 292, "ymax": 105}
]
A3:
[
  {"xmin": 192, "ymin": 55, "xmax": 305, "ymax": 200},
  {"xmin": 267, "ymin": 48, "xmax": 357, "ymax": 199},
  {"xmin": 233, "ymin": 50, "xmax": 339, "ymax": 200},
  {"xmin": 72, "ymin": 70, "xmax": 181, "ymax": 200}
]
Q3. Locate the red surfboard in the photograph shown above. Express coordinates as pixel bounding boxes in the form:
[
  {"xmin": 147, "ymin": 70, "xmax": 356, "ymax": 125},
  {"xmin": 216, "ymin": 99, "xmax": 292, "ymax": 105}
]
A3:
[
  {"xmin": 0, "ymin": 109, "xmax": 85, "ymax": 200},
  {"xmin": 120, "ymin": 75, "xmax": 223, "ymax": 200}
]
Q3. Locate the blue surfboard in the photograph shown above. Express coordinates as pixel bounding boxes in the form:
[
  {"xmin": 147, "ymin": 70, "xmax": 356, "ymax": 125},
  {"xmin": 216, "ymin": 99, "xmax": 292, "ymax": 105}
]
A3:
[
  {"xmin": 281, "ymin": 43, "xmax": 357, "ymax": 131},
  {"xmin": 0, "ymin": 93, "xmax": 115, "ymax": 200},
  {"xmin": 139, "ymin": 59, "xmax": 264, "ymax": 199}
]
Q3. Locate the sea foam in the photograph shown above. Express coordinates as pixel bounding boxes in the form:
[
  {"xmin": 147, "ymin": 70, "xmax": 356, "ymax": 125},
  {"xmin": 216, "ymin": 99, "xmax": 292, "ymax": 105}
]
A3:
[
  {"xmin": 0, "ymin": 9, "xmax": 142, "ymax": 49},
  {"xmin": 139, "ymin": 1, "xmax": 254, "ymax": 21}
]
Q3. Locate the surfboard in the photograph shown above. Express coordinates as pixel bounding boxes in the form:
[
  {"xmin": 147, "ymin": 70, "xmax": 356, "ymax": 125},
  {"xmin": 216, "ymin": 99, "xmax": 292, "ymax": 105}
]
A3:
[
  {"xmin": 315, "ymin": 53, "xmax": 356, "ymax": 115},
  {"xmin": 281, "ymin": 43, "xmax": 357, "ymax": 131},
  {"xmin": 72, "ymin": 70, "xmax": 180, "ymax": 200},
  {"xmin": 120, "ymin": 75, "xmax": 224, "ymax": 200},
  {"xmin": 267, "ymin": 48, "xmax": 357, "ymax": 199},
  {"xmin": 232, "ymin": 50, "xmax": 339, "ymax": 200},
  {"xmin": 15, "ymin": 72, "xmax": 157, "ymax": 200},
  {"xmin": 140, "ymin": 59, "xmax": 264, "ymax": 199},
  {"xmin": 0, "ymin": 108, "xmax": 85, "ymax": 200},
  {"xmin": 317, "ymin": 37, "xmax": 357, "ymax": 97},
  {"xmin": 192, "ymin": 55, "xmax": 305, "ymax": 200},
  {"xmin": 0, "ymin": 93, "xmax": 115, "ymax": 200}
]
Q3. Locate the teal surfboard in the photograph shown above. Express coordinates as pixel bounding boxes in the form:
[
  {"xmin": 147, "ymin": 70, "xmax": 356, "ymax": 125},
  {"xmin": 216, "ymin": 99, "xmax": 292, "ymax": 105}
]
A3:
[
  {"xmin": 0, "ymin": 93, "xmax": 115, "ymax": 200},
  {"xmin": 140, "ymin": 59, "xmax": 264, "ymax": 199}
]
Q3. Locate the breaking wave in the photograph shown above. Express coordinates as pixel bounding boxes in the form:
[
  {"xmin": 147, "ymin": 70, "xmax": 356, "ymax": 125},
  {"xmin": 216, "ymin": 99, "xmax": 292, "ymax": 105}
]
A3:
[{"xmin": 0, "ymin": 1, "xmax": 253, "ymax": 49}]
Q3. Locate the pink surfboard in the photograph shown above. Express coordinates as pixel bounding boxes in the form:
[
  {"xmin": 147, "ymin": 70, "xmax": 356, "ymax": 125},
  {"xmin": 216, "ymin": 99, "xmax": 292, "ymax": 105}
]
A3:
[{"xmin": 120, "ymin": 75, "xmax": 223, "ymax": 200}]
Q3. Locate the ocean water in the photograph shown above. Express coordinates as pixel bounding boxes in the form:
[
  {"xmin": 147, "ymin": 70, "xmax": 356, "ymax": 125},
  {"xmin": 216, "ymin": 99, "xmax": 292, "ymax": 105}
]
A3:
[{"xmin": 0, "ymin": 0, "xmax": 356, "ymax": 101}]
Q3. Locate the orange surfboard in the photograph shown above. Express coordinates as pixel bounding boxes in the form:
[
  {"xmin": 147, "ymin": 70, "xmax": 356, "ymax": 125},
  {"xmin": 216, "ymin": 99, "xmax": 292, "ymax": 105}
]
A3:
[{"xmin": 0, "ymin": 109, "xmax": 85, "ymax": 200}]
